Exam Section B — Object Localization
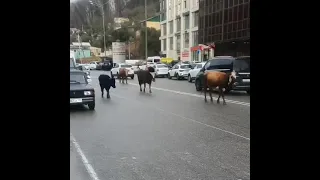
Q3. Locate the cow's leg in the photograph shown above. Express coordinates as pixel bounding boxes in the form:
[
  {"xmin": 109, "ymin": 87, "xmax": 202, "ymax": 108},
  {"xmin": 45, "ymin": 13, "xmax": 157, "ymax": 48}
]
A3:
[
  {"xmin": 209, "ymin": 87, "xmax": 213, "ymax": 102},
  {"xmin": 204, "ymin": 84, "xmax": 207, "ymax": 102},
  {"xmin": 148, "ymin": 83, "xmax": 152, "ymax": 93},
  {"xmin": 100, "ymin": 84, "xmax": 104, "ymax": 98},
  {"xmin": 106, "ymin": 87, "xmax": 110, "ymax": 99},
  {"xmin": 221, "ymin": 88, "xmax": 226, "ymax": 105},
  {"xmin": 126, "ymin": 77, "xmax": 128, "ymax": 84},
  {"xmin": 139, "ymin": 83, "xmax": 142, "ymax": 91},
  {"xmin": 217, "ymin": 88, "xmax": 222, "ymax": 104},
  {"xmin": 143, "ymin": 83, "xmax": 146, "ymax": 92}
]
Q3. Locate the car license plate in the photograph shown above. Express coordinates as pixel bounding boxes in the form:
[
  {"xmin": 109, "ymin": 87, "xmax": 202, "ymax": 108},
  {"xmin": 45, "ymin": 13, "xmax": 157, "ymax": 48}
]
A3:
[
  {"xmin": 243, "ymin": 79, "xmax": 250, "ymax": 82},
  {"xmin": 70, "ymin": 98, "xmax": 82, "ymax": 103}
]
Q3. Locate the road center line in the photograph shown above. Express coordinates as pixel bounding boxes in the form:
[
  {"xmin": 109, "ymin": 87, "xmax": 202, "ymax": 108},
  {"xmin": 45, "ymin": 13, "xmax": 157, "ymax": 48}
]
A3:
[
  {"xmin": 111, "ymin": 94, "xmax": 250, "ymax": 141},
  {"xmin": 70, "ymin": 133, "xmax": 100, "ymax": 180},
  {"xmin": 126, "ymin": 82, "xmax": 250, "ymax": 107}
]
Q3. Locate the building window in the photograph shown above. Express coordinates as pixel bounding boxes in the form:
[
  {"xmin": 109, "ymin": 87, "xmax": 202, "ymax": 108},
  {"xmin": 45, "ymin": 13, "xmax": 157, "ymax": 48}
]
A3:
[
  {"xmin": 162, "ymin": 24, "xmax": 167, "ymax": 35},
  {"xmin": 193, "ymin": 11, "xmax": 199, "ymax": 27},
  {"xmin": 170, "ymin": 37, "xmax": 173, "ymax": 50},
  {"xmin": 163, "ymin": 39, "xmax": 166, "ymax": 50},
  {"xmin": 184, "ymin": 32, "xmax": 189, "ymax": 48},
  {"xmin": 176, "ymin": 35, "xmax": 181, "ymax": 50},
  {"xmin": 161, "ymin": 12, "xmax": 166, "ymax": 21},
  {"xmin": 184, "ymin": 0, "xmax": 188, "ymax": 10},
  {"xmin": 184, "ymin": 15, "xmax": 189, "ymax": 30},
  {"xmin": 192, "ymin": 31, "xmax": 198, "ymax": 46},
  {"xmin": 176, "ymin": 18, "xmax": 181, "ymax": 31},
  {"xmin": 169, "ymin": 21, "xmax": 173, "ymax": 34}
]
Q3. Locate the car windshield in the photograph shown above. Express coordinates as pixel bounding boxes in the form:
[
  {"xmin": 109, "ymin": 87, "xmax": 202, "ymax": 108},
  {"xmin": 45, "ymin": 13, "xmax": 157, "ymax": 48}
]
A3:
[
  {"xmin": 154, "ymin": 59, "xmax": 160, "ymax": 63},
  {"xmin": 211, "ymin": 59, "xmax": 233, "ymax": 69},
  {"xmin": 180, "ymin": 64, "xmax": 192, "ymax": 69},
  {"xmin": 70, "ymin": 73, "xmax": 86, "ymax": 84},
  {"xmin": 157, "ymin": 64, "xmax": 168, "ymax": 68},
  {"xmin": 234, "ymin": 58, "xmax": 250, "ymax": 72},
  {"xmin": 121, "ymin": 64, "xmax": 132, "ymax": 68}
]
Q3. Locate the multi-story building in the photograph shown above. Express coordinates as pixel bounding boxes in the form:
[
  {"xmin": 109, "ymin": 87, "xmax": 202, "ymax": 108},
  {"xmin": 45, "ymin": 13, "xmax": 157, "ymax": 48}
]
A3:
[
  {"xmin": 197, "ymin": 0, "xmax": 250, "ymax": 59},
  {"xmin": 159, "ymin": 0, "xmax": 199, "ymax": 62}
]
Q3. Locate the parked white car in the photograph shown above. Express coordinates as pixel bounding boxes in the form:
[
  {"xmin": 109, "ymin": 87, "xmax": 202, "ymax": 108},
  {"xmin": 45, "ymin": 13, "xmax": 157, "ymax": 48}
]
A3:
[
  {"xmin": 88, "ymin": 61, "xmax": 99, "ymax": 70},
  {"xmin": 154, "ymin": 64, "xmax": 169, "ymax": 77},
  {"xmin": 187, "ymin": 62, "xmax": 206, "ymax": 82},
  {"xmin": 167, "ymin": 63, "xmax": 192, "ymax": 80},
  {"xmin": 111, "ymin": 63, "xmax": 135, "ymax": 79},
  {"xmin": 78, "ymin": 64, "xmax": 90, "ymax": 71}
]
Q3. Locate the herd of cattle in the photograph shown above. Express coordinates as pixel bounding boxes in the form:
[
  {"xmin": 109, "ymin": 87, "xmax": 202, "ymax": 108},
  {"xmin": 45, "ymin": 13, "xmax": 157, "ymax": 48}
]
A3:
[{"xmin": 97, "ymin": 65, "xmax": 236, "ymax": 105}]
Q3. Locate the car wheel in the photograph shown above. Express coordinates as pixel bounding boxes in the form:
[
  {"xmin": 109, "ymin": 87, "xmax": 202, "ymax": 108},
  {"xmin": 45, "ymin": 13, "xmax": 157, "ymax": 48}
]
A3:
[
  {"xmin": 168, "ymin": 73, "xmax": 172, "ymax": 79},
  {"xmin": 195, "ymin": 79, "xmax": 202, "ymax": 91},
  {"xmin": 246, "ymin": 90, "xmax": 250, "ymax": 94},
  {"xmin": 116, "ymin": 72, "xmax": 119, "ymax": 79},
  {"xmin": 175, "ymin": 73, "xmax": 180, "ymax": 80},
  {"xmin": 88, "ymin": 102, "xmax": 95, "ymax": 110},
  {"xmin": 188, "ymin": 74, "xmax": 192, "ymax": 83}
]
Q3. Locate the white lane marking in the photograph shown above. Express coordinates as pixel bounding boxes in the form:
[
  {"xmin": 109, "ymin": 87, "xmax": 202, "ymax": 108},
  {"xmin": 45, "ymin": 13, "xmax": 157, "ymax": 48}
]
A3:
[
  {"xmin": 112, "ymin": 94, "xmax": 250, "ymax": 141},
  {"xmin": 70, "ymin": 133, "xmax": 100, "ymax": 180},
  {"xmin": 127, "ymin": 82, "xmax": 250, "ymax": 107}
]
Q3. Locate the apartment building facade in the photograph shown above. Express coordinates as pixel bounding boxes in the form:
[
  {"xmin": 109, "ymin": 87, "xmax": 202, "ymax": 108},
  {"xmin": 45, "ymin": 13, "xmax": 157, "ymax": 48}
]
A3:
[
  {"xmin": 159, "ymin": 0, "xmax": 199, "ymax": 62},
  {"xmin": 198, "ymin": 0, "xmax": 250, "ymax": 57}
]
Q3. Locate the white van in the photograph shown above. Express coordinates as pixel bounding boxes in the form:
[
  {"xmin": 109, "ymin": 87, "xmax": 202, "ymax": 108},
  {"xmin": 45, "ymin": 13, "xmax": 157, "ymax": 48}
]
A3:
[{"xmin": 147, "ymin": 56, "xmax": 161, "ymax": 65}]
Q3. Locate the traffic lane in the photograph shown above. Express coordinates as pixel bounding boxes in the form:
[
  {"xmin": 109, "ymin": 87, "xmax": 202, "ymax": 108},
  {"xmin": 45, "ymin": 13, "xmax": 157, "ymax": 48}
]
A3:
[
  {"xmin": 70, "ymin": 138, "xmax": 92, "ymax": 180},
  {"xmin": 91, "ymin": 70, "xmax": 249, "ymax": 104},
  {"xmin": 152, "ymin": 76, "xmax": 250, "ymax": 103},
  {"xmin": 70, "ymin": 92, "xmax": 250, "ymax": 180},
  {"xmin": 89, "ymin": 73, "xmax": 249, "ymax": 138},
  {"xmin": 111, "ymin": 82, "xmax": 250, "ymax": 139}
]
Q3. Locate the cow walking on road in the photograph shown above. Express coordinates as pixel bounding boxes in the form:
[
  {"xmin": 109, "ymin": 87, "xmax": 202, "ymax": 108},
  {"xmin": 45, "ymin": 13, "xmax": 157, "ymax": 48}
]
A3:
[
  {"xmin": 98, "ymin": 64, "xmax": 116, "ymax": 98},
  {"xmin": 203, "ymin": 71, "xmax": 236, "ymax": 105},
  {"xmin": 137, "ymin": 67, "xmax": 155, "ymax": 93},
  {"xmin": 118, "ymin": 68, "xmax": 129, "ymax": 84}
]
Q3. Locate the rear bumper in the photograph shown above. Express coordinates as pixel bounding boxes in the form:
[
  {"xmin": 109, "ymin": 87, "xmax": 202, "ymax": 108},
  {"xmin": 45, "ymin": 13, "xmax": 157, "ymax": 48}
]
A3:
[{"xmin": 156, "ymin": 71, "xmax": 168, "ymax": 75}]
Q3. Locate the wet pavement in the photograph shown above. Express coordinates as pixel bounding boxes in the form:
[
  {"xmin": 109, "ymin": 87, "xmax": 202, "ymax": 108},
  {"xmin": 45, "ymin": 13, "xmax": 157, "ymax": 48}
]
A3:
[{"xmin": 70, "ymin": 70, "xmax": 250, "ymax": 180}]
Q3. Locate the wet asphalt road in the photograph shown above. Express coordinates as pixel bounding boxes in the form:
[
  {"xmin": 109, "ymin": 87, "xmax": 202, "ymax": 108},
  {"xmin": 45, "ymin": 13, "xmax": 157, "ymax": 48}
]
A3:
[{"xmin": 70, "ymin": 70, "xmax": 250, "ymax": 180}]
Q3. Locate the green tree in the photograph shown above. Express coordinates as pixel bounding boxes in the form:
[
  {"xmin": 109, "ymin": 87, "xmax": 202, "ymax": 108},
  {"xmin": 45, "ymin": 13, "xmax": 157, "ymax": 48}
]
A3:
[{"xmin": 139, "ymin": 27, "xmax": 161, "ymax": 59}]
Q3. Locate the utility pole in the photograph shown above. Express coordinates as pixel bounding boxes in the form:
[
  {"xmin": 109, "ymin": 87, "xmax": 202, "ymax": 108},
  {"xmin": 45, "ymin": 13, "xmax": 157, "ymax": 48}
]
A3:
[{"xmin": 145, "ymin": 0, "xmax": 148, "ymax": 60}]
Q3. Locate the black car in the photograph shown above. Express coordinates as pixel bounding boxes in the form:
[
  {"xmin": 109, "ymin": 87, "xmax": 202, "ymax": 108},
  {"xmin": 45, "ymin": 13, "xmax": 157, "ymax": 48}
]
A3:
[
  {"xmin": 195, "ymin": 56, "xmax": 250, "ymax": 94},
  {"xmin": 70, "ymin": 70, "xmax": 95, "ymax": 110}
]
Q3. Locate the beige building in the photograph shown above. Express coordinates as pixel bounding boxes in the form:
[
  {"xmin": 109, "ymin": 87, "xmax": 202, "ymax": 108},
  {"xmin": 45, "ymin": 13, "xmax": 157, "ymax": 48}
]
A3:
[
  {"xmin": 90, "ymin": 47, "xmax": 101, "ymax": 56},
  {"xmin": 159, "ymin": 0, "xmax": 199, "ymax": 62}
]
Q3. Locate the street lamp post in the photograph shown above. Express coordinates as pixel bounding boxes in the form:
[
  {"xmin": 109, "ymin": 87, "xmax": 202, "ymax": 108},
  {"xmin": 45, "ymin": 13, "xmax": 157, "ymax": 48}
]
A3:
[
  {"xmin": 145, "ymin": 0, "xmax": 148, "ymax": 60},
  {"xmin": 89, "ymin": 0, "xmax": 108, "ymax": 55}
]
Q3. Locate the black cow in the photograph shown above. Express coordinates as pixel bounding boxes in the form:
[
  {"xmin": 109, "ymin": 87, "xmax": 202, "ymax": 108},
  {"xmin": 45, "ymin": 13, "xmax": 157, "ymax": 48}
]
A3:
[
  {"xmin": 98, "ymin": 63, "xmax": 116, "ymax": 98},
  {"xmin": 137, "ymin": 68, "xmax": 155, "ymax": 93}
]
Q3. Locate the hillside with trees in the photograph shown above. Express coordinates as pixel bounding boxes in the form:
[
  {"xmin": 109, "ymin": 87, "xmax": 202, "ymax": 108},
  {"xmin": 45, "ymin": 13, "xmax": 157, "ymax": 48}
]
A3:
[{"xmin": 70, "ymin": 0, "xmax": 161, "ymax": 58}]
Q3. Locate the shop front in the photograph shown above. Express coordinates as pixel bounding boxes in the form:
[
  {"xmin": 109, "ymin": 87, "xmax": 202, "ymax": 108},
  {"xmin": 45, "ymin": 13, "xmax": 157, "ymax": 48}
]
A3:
[{"xmin": 190, "ymin": 44, "xmax": 215, "ymax": 62}]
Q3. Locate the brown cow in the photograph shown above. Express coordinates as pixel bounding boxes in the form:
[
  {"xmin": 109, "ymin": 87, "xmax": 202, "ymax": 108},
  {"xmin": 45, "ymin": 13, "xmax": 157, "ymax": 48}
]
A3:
[
  {"xmin": 118, "ymin": 68, "xmax": 129, "ymax": 84},
  {"xmin": 203, "ymin": 71, "xmax": 236, "ymax": 105},
  {"xmin": 137, "ymin": 69, "xmax": 155, "ymax": 93}
]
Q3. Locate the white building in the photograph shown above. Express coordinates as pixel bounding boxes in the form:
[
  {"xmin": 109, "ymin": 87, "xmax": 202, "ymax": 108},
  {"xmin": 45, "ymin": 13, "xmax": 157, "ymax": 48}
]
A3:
[{"xmin": 159, "ymin": 0, "xmax": 199, "ymax": 62}]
